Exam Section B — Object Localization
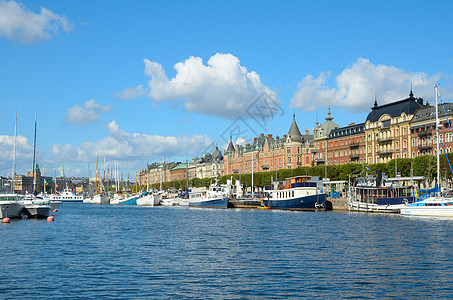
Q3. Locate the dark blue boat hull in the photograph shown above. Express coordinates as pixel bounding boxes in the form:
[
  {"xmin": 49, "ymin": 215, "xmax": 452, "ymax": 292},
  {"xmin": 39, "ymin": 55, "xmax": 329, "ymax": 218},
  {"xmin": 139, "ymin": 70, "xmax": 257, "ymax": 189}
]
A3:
[
  {"xmin": 263, "ymin": 194, "xmax": 326, "ymax": 210},
  {"xmin": 189, "ymin": 197, "xmax": 228, "ymax": 209}
]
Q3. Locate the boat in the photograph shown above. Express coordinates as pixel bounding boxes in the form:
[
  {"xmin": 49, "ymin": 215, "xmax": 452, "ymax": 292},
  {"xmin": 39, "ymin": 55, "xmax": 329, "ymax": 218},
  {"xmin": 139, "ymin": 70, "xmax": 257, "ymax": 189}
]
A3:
[
  {"xmin": 110, "ymin": 193, "xmax": 125, "ymax": 205},
  {"xmin": 137, "ymin": 192, "xmax": 161, "ymax": 206},
  {"xmin": 118, "ymin": 193, "xmax": 140, "ymax": 205},
  {"xmin": 22, "ymin": 195, "xmax": 52, "ymax": 218},
  {"xmin": 263, "ymin": 176, "xmax": 326, "ymax": 210},
  {"xmin": 348, "ymin": 173, "xmax": 415, "ymax": 213},
  {"xmin": 189, "ymin": 182, "xmax": 230, "ymax": 208},
  {"xmin": 401, "ymin": 85, "xmax": 453, "ymax": 216},
  {"xmin": 0, "ymin": 194, "xmax": 25, "ymax": 219},
  {"xmin": 84, "ymin": 194, "xmax": 109, "ymax": 204},
  {"xmin": 48, "ymin": 186, "xmax": 85, "ymax": 203}
]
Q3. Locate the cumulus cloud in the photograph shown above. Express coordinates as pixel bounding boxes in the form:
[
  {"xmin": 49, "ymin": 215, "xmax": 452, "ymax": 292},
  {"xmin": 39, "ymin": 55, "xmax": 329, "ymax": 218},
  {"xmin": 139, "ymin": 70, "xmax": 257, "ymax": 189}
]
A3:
[
  {"xmin": 143, "ymin": 53, "xmax": 279, "ymax": 119},
  {"xmin": 66, "ymin": 99, "xmax": 112, "ymax": 124},
  {"xmin": 114, "ymin": 84, "xmax": 147, "ymax": 100},
  {"xmin": 0, "ymin": 0, "xmax": 71, "ymax": 44},
  {"xmin": 290, "ymin": 58, "xmax": 444, "ymax": 112},
  {"xmin": 51, "ymin": 121, "xmax": 212, "ymax": 174},
  {"xmin": 0, "ymin": 134, "xmax": 34, "ymax": 175}
]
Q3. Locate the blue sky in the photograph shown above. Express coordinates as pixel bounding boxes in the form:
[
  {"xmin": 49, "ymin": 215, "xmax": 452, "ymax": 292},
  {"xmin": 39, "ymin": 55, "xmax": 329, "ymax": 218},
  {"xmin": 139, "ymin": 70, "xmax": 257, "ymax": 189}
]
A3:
[{"xmin": 1, "ymin": 0, "xmax": 452, "ymax": 178}]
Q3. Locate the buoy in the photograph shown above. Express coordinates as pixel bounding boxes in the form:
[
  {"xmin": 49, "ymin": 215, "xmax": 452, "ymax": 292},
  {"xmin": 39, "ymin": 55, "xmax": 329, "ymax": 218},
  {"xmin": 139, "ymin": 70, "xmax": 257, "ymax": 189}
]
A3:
[
  {"xmin": 3, "ymin": 218, "xmax": 10, "ymax": 223},
  {"xmin": 53, "ymin": 209, "xmax": 58, "ymax": 212},
  {"xmin": 47, "ymin": 216, "xmax": 54, "ymax": 222}
]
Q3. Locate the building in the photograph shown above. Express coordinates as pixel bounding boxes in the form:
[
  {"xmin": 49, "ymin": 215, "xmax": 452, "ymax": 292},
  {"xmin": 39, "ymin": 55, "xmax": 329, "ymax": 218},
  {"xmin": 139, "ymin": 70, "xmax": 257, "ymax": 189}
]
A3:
[
  {"xmin": 224, "ymin": 115, "xmax": 314, "ymax": 175},
  {"xmin": 364, "ymin": 91, "xmax": 426, "ymax": 164},
  {"xmin": 313, "ymin": 90, "xmax": 431, "ymax": 167}
]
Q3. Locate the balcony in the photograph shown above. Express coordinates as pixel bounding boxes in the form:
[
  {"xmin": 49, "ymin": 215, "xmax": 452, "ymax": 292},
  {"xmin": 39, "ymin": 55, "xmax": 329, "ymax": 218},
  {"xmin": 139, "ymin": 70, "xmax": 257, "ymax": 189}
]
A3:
[
  {"xmin": 376, "ymin": 149, "xmax": 394, "ymax": 156},
  {"xmin": 376, "ymin": 137, "xmax": 393, "ymax": 144},
  {"xmin": 349, "ymin": 142, "xmax": 360, "ymax": 148},
  {"xmin": 419, "ymin": 145, "xmax": 432, "ymax": 151},
  {"xmin": 349, "ymin": 154, "xmax": 359, "ymax": 160},
  {"xmin": 418, "ymin": 131, "xmax": 432, "ymax": 137}
]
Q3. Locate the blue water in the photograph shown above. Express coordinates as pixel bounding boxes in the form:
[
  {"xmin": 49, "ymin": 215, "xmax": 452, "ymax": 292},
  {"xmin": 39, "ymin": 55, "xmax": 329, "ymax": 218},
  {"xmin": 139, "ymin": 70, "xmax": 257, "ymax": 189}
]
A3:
[{"xmin": 1, "ymin": 204, "xmax": 453, "ymax": 299}]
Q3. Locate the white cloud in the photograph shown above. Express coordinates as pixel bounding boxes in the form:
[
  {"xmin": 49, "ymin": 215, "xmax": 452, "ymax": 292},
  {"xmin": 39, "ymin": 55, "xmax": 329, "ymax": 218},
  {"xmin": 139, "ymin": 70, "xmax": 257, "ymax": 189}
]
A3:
[
  {"xmin": 143, "ymin": 53, "xmax": 279, "ymax": 119},
  {"xmin": 66, "ymin": 99, "xmax": 112, "ymax": 124},
  {"xmin": 290, "ymin": 58, "xmax": 444, "ymax": 112},
  {"xmin": 51, "ymin": 121, "xmax": 212, "ymax": 175},
  {"xmin": 0, "ymin": 134, "xmax": 34, "ymax": 176},
  {"xmin": 0, "ymin": 0, "xmax": 71, "ymax": 44},
  {"xmin": 114, "ymin": 84, "xmax": 147, "ymax": 100}
]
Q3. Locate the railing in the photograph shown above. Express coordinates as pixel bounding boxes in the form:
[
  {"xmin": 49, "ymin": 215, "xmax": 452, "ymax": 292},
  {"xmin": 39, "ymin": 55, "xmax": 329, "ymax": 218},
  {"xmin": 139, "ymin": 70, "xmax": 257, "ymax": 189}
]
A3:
[
  {"xmin": 349, "ymin": 142, "xmax": 360, "ymax": 148},
  {"xmin": 376, "ymin": 137, "xmax": 393, "ymax": 143},
  {"xmin": 349, "ymin": 154, "xmax": 359, "ymax": 160}
]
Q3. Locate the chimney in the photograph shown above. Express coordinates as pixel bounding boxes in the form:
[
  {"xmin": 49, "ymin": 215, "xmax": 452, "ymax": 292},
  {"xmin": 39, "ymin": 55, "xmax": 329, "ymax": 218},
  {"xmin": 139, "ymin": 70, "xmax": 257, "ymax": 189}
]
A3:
[
  {"xmin": 348, "ymin": 123, "xmax": 355, "ymax": 126},
  {"xmin": 268, "ymin": 134, "xmax": 273, "ymax": 139},
  {"xmin": 260, "ymin": 133, "xmax": 264, "ymax": 137},
  {"xmin": 305, "ymin": 130, "xmax": 309, "ymax": 135},
  {"xmin": 283, "ymin": 135, "xmax": 287, "ymax": 138},
  {"xmin": 254, "ymin": 138, "xmax": 257, "ymax": 143},
  {"xmin": 276, "ymin": 136, "xmax": 279, "ymax": 139}
]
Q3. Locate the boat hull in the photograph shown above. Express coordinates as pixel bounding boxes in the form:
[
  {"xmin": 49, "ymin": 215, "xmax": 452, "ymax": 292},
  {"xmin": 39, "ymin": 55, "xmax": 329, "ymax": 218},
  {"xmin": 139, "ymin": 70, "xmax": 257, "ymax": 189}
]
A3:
[
  {"xmin": 0, "ymin": 203, "xmax": 24, "ymax": 219},
  {"xmin": 23, "ymin": 205, "xmax": 52, "ymax": 218},
  {"xmin": 263, "ymin": 194, "xmax": 326, "ymax": 210},
  {"xmin": 118, "ymin": 197, "xmax": 138, "ymax": 205},
  {"xmin": 401, "ymin": 206, "xmax": 453, "ymax": 217},
  {"xmin": 189, "ymin": 197, "xmax": 228, "ymax": 208},
  {"xmin": 137, "ymin": 194, "xmax": 161, "ymax": 206}
]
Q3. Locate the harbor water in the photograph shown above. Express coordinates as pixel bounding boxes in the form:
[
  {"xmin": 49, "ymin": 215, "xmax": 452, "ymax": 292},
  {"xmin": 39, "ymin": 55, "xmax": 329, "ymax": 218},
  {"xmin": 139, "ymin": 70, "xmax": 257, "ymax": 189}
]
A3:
[{"xmin": 2, "ymin": 204, "xmax": 453, "ymax": 299}]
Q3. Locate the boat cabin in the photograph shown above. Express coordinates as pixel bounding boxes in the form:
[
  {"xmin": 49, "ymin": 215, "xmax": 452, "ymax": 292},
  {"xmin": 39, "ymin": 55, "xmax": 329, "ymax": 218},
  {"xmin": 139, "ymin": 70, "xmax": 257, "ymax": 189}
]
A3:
[{"xmin": 284, "ymin": 176, "xmax": 316, "ymax": 189}]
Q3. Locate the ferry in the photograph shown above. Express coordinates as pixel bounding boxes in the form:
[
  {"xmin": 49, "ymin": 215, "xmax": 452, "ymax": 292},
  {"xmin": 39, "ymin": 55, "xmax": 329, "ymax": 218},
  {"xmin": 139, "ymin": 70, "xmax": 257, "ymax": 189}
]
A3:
[
  {"xmin": 263, "ymin": 176, "xmax": 326, "ymax": 210},
  {"xmin": 48, "ymin": 187, "xmax": 85, "ymax": 203}
]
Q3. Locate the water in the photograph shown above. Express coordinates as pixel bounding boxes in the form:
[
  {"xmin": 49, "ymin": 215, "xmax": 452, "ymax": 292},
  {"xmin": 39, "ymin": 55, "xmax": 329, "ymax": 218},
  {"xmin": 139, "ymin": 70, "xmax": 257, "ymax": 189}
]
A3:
[{"xmin": 1, "ymin": 204, "xmax": 453, "ymax": 299}]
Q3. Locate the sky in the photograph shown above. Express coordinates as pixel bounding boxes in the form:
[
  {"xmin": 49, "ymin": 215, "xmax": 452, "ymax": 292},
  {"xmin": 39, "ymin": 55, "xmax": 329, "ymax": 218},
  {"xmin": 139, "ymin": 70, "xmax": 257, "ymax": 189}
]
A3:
[{"xmin": 0, "ymin": 0, "xmax": 452, "ymax": 179}]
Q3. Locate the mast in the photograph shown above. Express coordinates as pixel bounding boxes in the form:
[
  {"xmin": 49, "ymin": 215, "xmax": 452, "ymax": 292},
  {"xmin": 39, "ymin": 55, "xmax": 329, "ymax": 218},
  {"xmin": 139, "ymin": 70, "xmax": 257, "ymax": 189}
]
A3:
[
  {"xmin": 95, "ymin": 155, "xmax": 98, "ymax": 195},
  {"xmin": 435, "ymin": 84, "xmax": 441, "ymax": 195},
  {"xmin": 11, "ymin": 111, "xmax": 17, "ymax": 193},
  {"xmin": 32, "ymin": 112, "xmax": 37, "ymax": 195},
  {"xmin": 251, "ymin": 151, "xmax": 254, "ymax": 198}
]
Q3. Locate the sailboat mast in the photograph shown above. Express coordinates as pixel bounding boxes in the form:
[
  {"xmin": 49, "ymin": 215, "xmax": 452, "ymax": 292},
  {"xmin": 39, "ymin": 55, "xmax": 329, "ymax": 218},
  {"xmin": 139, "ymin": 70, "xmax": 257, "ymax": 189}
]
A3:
[
  {"xmin": 435, "ymin": 85, "xmax": 441, "ymax": 194},
  {"xmin": 95, "ymin": 155, "xmax": 98, "ymax": 194},
  {"xmin": 32, "ymin": 113, "xmax": 37, "ymax": 194},
  {"xmin": 11, "ymin": 111, "xmax": 17, "ymax": 193}
]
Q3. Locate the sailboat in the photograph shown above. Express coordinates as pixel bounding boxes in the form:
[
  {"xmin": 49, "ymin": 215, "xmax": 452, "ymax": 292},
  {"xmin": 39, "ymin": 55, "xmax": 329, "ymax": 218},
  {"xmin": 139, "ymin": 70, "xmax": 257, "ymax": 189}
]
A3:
[
  {"xmin": 21, "ymin": 113, "xmax": 52, "ymax": 218},
  {"xmin": 0, "ymin": 112, "xmax": 25, "ymax": 219},
  {"xmin": 401, "ymin": 85, "xmax": 453, "ymax": 216}
]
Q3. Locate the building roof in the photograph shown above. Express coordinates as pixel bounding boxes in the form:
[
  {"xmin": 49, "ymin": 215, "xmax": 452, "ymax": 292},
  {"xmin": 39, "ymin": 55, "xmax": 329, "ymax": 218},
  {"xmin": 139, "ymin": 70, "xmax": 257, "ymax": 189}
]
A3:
[
  {"xmin": 171, "ymin": 163, "xmax": 188, "ymax": 171},
  {"xmin": 315, "ymin": 108, "xmax": 339, "ymax": 139},
  {"xmin": 411, "ymin": 103, "xmax": 453, "ymax": 125},
  {"xmin": 366, "ymin": 90, "xmax": 425, "ymax": 123},
  {"xmin": 287, "ymin": 113, "xmax": 302, "ymax": 142}
]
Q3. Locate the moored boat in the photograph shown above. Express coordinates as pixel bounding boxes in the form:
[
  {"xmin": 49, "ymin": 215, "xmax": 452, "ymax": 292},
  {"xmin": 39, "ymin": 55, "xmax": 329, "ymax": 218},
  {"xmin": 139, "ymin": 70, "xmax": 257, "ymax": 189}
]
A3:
[
  {"xmin": 263, "ymin": 176, "xmax": 326, "ymax": 210},
  {"xmin": 348, "ymin": 174, "xmax": 415, "ymax": 213},
  {"xmin": 0, "ymin": 194, "xmax": 25, "ymax": 219},
  {"xmin": 137, "ymin": 192, "xmax": 161, "ymax": 206},
  {"xmin": 48, "ymin": 186, "xmax": 85, "ymax": 203},
  {"xmin": 189, "ymin": 183, "xmax": 230, "ymax": 209}
]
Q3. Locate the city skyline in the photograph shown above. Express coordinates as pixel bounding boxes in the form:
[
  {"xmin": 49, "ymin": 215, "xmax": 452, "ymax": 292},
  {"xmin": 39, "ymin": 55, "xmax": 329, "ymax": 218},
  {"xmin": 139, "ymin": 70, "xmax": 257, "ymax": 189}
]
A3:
[{"xmin": 1, "ymin": 0, "xmax": 452, "ymax": 177}]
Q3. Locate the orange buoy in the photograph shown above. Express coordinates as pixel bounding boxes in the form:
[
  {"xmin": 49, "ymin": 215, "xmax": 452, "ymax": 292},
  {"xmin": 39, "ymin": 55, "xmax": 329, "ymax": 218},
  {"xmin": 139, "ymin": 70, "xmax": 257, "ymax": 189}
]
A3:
[
  {"xmin": 47, "ymin": 216, "xmax": 54, "ymax": 222},
  {"xmin": 2, "ymin": 218, "xmax": 10, "ymax": 223},
  {"xmin": 53, "ymin": 209, "xmax": 58, "ymax": 212}
]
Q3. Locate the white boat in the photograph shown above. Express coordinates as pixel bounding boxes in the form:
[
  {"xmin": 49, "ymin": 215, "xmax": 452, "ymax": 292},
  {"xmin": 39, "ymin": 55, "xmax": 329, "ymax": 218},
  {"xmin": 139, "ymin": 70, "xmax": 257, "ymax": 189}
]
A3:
[
  {"xmin": 48, "ymin": 186, "xmax": 85, "ymax": 203},
  {"xmin": 84, "ymin": 194, "xmax": 109, "ymax": 204},
  {"xmin": 21, "ymin": 195, "xmax": 52, "ymax": 218},
  {"xmin": 189, "ymin": 182, "xmax": 230, "ymax": 208},
  {"xmin": 401, "ymin": 85, "xmax": 453, "ymax": 217},
  {"xmin": 110, "ymin": 193, "xmax": 125, "ymax": 205},
  {"xmin": 137, "ymin": 192, "xmax": 161, "ymax": 206},
  {"xmin": 0, "ymin": 194, "xmax": 25, "ymax": 219}
]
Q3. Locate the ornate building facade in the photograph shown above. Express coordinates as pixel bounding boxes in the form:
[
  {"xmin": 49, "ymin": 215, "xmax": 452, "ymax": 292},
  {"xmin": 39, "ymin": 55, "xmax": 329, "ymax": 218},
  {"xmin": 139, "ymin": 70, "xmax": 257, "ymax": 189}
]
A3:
[{"xmin": 224, "ymin": 115, "xmax": 314, "ymax": 175}]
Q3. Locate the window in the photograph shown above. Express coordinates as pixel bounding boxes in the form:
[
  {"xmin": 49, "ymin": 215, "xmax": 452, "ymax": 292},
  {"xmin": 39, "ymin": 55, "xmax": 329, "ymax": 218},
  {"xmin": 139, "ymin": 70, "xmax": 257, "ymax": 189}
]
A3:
[{"xmin": 287, "ymin": 147, "xmax": 291, "ymax": 154}]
